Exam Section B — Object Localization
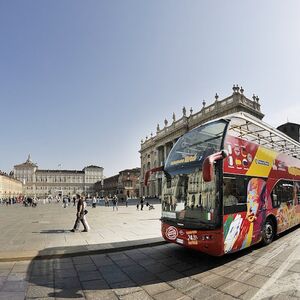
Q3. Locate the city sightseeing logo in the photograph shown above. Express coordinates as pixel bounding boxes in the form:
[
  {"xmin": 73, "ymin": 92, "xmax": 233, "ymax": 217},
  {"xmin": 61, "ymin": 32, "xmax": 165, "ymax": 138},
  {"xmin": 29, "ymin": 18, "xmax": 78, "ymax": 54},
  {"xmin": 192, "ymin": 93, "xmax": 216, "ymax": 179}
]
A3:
[{"xmin": 166, "ymin": 226, "xmax": 178, "ymax": 240}]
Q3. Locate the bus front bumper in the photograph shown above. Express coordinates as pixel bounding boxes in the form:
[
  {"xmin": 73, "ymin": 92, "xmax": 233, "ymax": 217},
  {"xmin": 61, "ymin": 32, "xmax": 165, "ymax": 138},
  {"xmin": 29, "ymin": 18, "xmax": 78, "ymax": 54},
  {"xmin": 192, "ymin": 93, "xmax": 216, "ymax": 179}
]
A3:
[{"xmin": 161, "ymin": 222, "xmax": 224, "ymax": 256}]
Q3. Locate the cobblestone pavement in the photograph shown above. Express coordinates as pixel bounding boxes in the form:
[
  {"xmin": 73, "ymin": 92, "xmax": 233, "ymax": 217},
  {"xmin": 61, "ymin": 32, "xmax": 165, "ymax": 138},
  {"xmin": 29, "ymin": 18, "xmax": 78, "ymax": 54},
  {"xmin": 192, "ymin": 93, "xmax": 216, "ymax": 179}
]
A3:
[
  {"xmin": 0, "ymin": 225, "xmax": 299, "ymax": 299},
  {"xmin": 0, "ymin": 203, "xmax": 300, "ymax": 300}
]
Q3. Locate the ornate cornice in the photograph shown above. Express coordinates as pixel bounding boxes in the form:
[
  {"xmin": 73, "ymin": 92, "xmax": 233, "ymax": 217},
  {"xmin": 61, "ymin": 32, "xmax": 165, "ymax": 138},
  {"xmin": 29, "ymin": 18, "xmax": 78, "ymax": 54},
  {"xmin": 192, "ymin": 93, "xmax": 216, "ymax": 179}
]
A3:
[{"xmin": 140, "ymin": 86, "xmax": 264, "ymax": 152}]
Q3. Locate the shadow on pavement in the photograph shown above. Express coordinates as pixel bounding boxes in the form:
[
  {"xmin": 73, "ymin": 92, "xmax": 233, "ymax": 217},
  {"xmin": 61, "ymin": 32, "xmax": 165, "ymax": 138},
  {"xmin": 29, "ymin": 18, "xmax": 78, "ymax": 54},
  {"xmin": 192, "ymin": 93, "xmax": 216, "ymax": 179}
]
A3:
[
  {"xmin": 24, "ymin": 225, "xmax": 300, "ymax": 298},
  {"xmin": 33, "ymin": 229, "xmax": 68, "ymax": 234},
  {"xmin": 25, "ymin": 240, "xmax": 257, "ymax": 299}
]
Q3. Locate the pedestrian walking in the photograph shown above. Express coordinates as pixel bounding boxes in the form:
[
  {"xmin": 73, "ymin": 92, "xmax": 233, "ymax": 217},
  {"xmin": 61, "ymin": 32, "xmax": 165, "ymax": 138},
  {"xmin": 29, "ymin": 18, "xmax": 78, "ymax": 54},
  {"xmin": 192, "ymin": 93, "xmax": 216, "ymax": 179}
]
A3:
[
  {"xmin": 92, "ymin": 196, "xmax": 97, "ymax": 208},
  {"xmin": 63, "ymin": 197, "xmax": 67, "ymax": 208},
  {"xmin": 32, "ymin": 197, "xmax": 37, "ymax": 207},
  {"xmin": 112, "ymin": 195, "xmax": 118, "ymax": 211},
  {"xmin": 71, "ymin": 194, "xmax": 90, "ymax": 232},
  {"xmin": 104, "ymin": 196, "xmax": 109, "ymax": 207},
  {"xmin": 140, "ymin": 196, "xmax": 145, "ymax": 211},
  {"xmin": 125, "ymin": 196, "xmax": 128, "ymax": 207}
]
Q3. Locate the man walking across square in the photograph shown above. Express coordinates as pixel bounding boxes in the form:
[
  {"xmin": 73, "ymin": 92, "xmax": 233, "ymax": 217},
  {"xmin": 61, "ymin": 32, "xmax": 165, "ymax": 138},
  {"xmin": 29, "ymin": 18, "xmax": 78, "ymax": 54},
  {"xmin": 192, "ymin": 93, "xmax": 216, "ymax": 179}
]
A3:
[
  {"xmin": 71, "ymin": 194, "xmax": 90, "ymax": 232},
  {"xmin": 112, "ymin": 194, "xmax": 118, "ymax": 211}
]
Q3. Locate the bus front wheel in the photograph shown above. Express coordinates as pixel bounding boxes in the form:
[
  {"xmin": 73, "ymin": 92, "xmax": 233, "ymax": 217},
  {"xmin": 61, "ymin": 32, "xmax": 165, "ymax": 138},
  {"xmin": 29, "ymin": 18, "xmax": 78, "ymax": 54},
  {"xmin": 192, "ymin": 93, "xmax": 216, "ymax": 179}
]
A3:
[{"xmin": 261, "ymin": 218, "xmax": 275, "ymax": 246}]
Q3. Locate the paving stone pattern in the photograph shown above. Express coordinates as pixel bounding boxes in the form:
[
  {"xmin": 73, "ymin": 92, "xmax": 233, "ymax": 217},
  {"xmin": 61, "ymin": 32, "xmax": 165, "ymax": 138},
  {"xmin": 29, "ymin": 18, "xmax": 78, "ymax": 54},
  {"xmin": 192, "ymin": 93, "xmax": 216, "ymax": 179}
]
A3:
[
  {"xmin": 0, "ymin": 202, "xmax": 299, "ymax": 299},
  {"xmin": 0, "ymin": 227, "xmax": 298, "ymax": 299}
]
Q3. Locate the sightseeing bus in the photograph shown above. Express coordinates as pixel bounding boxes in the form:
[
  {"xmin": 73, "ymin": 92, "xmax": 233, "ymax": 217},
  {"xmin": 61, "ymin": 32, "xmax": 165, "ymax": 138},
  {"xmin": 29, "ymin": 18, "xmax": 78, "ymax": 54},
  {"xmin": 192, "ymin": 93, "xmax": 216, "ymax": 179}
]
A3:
[{"xmin": 144, "ymin": 112, "xmax": 300, "ymax": 256}]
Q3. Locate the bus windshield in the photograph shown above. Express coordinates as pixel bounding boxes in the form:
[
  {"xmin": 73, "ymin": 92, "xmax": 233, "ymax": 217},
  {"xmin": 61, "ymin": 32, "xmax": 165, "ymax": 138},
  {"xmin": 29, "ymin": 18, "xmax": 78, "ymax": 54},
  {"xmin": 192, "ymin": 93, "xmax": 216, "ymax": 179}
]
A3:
[
  {"xmin": 162, "ymin": 120, "xmax": 227, "ymax": 228},
  {"xmin": 165, "ymin": 120, "xmax": 227, "ymax": 175}
]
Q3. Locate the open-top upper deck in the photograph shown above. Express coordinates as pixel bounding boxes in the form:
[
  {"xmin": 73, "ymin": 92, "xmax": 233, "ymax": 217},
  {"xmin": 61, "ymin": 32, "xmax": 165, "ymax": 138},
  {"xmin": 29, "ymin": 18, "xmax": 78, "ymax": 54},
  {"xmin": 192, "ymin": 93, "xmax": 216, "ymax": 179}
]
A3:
[{"xmin": 225, "ymin": 112, "xmax": 300, "ymax": 160}]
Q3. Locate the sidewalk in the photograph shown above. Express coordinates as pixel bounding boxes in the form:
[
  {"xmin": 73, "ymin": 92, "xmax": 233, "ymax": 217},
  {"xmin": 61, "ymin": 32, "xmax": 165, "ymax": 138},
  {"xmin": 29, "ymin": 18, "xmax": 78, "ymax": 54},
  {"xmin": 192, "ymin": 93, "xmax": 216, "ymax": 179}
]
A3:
[{"xmin": 0, "ymin": 201, "xmax": 165, "ymax": 261}]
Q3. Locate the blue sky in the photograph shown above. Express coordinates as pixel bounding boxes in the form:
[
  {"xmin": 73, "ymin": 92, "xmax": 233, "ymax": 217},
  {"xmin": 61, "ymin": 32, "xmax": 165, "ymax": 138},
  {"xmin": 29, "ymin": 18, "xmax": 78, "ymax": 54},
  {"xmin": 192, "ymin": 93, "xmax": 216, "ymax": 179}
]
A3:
[{"xmin": 1, "ymin": 1, "xmax": 300, "ymax": 176}]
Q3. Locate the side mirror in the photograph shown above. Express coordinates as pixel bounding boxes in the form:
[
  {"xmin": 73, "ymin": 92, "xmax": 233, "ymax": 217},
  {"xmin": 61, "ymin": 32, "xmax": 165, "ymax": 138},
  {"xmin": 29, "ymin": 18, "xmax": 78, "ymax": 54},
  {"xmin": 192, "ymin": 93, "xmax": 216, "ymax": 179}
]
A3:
[
  {"xmin": 202, "ymin": 150, "xmax": 228, "ymax": 182},
  {"xmin": 144, "ymin": 166, "xmax": 164, "ymax": 186}
]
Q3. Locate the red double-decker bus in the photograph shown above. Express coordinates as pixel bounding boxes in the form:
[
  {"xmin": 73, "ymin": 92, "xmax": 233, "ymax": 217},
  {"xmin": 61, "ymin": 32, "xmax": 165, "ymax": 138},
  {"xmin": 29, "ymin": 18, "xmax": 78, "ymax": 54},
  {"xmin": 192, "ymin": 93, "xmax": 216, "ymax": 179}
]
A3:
[{"xmin": 145, "ymin": 112, "xmax": 300, "ymax": 256}]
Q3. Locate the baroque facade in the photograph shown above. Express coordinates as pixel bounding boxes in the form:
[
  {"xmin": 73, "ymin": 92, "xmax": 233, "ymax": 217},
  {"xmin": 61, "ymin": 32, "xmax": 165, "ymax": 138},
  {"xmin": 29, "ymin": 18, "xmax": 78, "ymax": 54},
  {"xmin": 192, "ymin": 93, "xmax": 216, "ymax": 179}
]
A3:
[
  {"xmin": 99, "ymin": 167, "xmax": 140, "ymax": 199},
  {"xmin": 13, "ymin": 155, "xmax": 104, "ymax": 198},
  {"xmin": 139, "ymin": 85, "xmax": 264, "ymax": 197},
  {"xmin": 0, "ymin": 171, "xmax": 23, "ymax": 199}
]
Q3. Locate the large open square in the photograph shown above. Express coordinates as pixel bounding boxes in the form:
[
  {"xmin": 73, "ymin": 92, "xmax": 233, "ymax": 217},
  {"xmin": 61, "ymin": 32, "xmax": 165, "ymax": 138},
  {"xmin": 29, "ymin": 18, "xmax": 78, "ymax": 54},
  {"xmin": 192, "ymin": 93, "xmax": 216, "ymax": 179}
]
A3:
[
  {"xmin": 0, "ymin": 201, "xmax": 162, "ymax": 260},
  {"xmin": 1, "ymin": 1, "xmax": 300, "ymax": 299}
]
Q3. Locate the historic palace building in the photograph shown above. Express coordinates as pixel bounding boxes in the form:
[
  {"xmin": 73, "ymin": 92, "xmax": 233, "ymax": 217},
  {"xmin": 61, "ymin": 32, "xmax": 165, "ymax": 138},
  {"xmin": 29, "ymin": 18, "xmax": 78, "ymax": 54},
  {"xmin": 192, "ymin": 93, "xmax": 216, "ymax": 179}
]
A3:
[
  {"xmin": 98, "ymin": 167, "xmax": 140, "ymax": 199},
  {"xmin": 0, "ymin": 171, "xmax": 23, "ymax": 199},
  {"xmin": 139, "ymin": 85, "xmax": 264, "ymax": 197},
  {"xmin": 13, "ymin": 155, "xmax": 104, "ymax": 198}
]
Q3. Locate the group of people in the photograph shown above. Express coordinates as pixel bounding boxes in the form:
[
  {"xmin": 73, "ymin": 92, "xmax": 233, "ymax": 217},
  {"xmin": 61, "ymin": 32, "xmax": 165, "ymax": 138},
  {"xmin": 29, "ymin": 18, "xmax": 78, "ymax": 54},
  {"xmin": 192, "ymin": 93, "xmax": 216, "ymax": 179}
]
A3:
[
  {"xmin": 23, "ymin": 197, "xmax": 38, "ymax": 207},
  {"xmin": 0, "ymin": 197, "xmax": 20, "ymax": 205},
  {"xmin": 102, "ymin": 195, "xmax": 120, "ymax": 210},
  {"xmin": 109, "ymin": 195, "xmax": 154, "ymax": 211},
  {"xmin": 104, "ymin": 195, "xmax": 127, "ymax": 209}
]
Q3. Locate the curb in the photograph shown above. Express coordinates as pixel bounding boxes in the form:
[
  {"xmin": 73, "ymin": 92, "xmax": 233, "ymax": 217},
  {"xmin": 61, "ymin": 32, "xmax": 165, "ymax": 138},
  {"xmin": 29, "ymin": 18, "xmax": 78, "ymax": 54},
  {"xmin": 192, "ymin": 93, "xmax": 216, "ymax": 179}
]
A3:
[{"xmin": 0, "ymin": 237, "xmax": 167, "ymax": 262}]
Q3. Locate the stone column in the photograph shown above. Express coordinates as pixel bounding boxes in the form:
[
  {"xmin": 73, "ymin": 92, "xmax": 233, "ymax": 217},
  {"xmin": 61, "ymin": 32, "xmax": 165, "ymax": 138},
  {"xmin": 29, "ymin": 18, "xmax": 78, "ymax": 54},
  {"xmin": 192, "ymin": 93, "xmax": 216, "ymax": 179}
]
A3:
[{"xmin": 163, "ymin": 144, "xmax": 167, "ymax": 163}]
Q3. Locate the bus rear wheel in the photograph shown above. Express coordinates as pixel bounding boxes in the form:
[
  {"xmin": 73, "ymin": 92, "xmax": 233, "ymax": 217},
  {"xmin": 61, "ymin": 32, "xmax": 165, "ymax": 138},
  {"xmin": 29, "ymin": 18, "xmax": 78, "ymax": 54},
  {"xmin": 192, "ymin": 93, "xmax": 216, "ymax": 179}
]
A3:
[{"xmin": 261, "ymin": 218, "xmax": 275, "ymax": 246}]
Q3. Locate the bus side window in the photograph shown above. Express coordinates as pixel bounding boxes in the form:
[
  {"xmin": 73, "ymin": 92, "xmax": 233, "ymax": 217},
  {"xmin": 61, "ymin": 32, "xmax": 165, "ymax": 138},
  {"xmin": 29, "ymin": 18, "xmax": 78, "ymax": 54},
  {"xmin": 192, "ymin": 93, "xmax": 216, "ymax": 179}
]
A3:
[
  {"xmin": 223, "ymin": 177, "xmax": 238, "ymax": 206},
  {"xmin": 223, "ymin": 176, "xmax": 249, "ymax": 207},
  {"xmin": 271, "ymin": 180, "xmax": 294, "ymax": 208},
  {"xmin": 271, "ymin": 183, "xmax": 282, "ymax": 208},
  {"xmin": 236, "ymin": 177, "xmax": 248, "ymax": 204},
  {"xmin": 282, "ymin": 182, "xmax": 293, "ymax": 204}
]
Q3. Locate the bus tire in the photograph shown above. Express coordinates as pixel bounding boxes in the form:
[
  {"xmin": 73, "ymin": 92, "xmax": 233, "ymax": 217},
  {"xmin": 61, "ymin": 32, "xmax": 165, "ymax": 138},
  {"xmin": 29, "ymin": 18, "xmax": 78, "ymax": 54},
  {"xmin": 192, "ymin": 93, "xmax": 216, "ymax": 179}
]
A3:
[{"xmin": 261, "ymin": 218, "xmax": 275, "ymax": 246}]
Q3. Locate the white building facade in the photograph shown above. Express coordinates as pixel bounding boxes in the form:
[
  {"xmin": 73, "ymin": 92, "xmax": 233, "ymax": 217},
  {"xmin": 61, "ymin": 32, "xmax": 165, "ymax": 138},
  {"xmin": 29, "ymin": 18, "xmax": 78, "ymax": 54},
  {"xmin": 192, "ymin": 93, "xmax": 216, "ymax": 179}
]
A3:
[
  {"xmin": 0, "ymin": 172, "xmax": 23, "ymax": 199},
  {"xmin": 14, "ymin": 155, "xmax": 104, "ymax": 198}
]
